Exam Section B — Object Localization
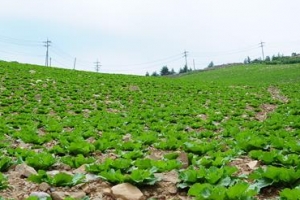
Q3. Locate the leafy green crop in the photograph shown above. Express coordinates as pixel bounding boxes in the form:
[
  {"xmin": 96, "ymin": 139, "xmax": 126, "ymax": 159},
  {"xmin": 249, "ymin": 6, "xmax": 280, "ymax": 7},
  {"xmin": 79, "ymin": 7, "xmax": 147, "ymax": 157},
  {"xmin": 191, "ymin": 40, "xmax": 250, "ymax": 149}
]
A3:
[
  {"xmin": 0, "ymin": 173, "xmax": 8, "ymax": 190},
  {"xmin": 25, "ymin": 152, "xmax": 56, "ymax": 170},
  {"xmin": 188, "ymin": 182, "xmax": 257, "ymax": 200},
  {"xmin": 0, "ymin": 157, "xmax": 13, "ymax": 172},
  {"xmin": 249, "ymin": 166, "xmax": 300, "ymax": 192},
  {"xmin": 28, "ymin": 170, "xmax": 85, "ymax": 187},
  {"xmin": 249, "ymin": 149, "xmax": 300, "ymax": 166},
  {"xmin": 129, "ymin": 168, "xmax": 159, "ymax": 185},
  {"xmin": 67, "ymin": 141, "xmax": 95, "ymax": 156},
  {"xmin": 1, "ymin": 61, "xmax": 300, "ymax": 199},
  {"xmin": 280, "ymin": 188, "xmax": 300, "ymax": 200},
  {"xmin": 61, "ymin": 154, "xmax": 95, "ymax": 168},
  {"xmin": 25, "ymin": 196, "xmax": 52, "ymax": 200},
  {"xmin": 99, "ymin": 168, "xmax": 159, "ymax": 185},
  {"xmin": 178, "ymin": 166, "xmax": 238, "ymax": 188},
  {"xmin": 151, "ymin": 159, "xmax": 182, "ymax": 172}
]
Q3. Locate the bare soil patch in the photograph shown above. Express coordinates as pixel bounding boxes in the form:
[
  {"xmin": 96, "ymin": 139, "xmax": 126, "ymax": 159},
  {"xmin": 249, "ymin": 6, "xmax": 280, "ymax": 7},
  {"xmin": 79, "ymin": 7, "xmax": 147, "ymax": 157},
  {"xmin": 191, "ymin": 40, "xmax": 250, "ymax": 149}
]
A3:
[
  {"xmin": 255, "ymin": 104, "xmax": 277, "ymax": 122},
  {"xmin": 267, "ymin": 86, "xmax": 289, "ymax": 103}
]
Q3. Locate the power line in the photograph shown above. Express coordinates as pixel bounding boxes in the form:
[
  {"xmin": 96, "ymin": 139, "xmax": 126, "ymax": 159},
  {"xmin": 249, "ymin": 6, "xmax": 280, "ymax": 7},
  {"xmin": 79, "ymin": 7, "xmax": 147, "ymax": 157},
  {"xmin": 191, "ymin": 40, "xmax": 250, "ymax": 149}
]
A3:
[
  {"xmin": 190, "ymin": 46, "xmax": 259, "ymax": 58},
  {"xmin": 101, "ymin": 56, "xmax": 183, "ymax": 72},
  {"xmin": 0, "ymin": 49, "xmax": 44, "ymax": 57},
  {"xmin": 43, "ymin": 39, "xmax": 51, "ymax": 66},
  {"xmin": 51, "ymin": 58, "xmax": 71, "ymax": 69},
  {"xmin": 0, "ymin": 35, "xmax": 42, "ymax": 46},
  {"xmin": 51, "ymin": 44, "xmax": 74, "ymax": 61},
  {"xmin": 104, "ymin": 53, "xmax": 183, "ymax": 67},
  {"xmin": 50, "ymin": 43, "xmax": 93, "ymax": 68}
]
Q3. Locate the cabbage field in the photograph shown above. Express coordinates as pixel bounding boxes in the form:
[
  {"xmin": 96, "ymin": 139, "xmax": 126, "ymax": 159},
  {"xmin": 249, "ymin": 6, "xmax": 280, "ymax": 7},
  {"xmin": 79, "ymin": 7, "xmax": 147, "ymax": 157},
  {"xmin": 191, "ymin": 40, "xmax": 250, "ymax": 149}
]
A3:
[{"xmin": 0, "ymin": 61, "xmax": 300, "ymax": 200}]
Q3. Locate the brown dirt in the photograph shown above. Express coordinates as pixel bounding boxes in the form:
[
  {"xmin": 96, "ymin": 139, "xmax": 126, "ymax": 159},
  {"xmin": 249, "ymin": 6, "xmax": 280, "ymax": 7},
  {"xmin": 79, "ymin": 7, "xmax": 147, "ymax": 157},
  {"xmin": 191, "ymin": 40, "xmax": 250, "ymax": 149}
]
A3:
[
  {"xmin": 256, "ymin": 186, "xmax": 282, "ymax": 200},
  {"xmin": 255, "ymin": 104, "xmax": 277, "ymax": 122},
  {"xmin": 267, "ymin": 86, "xmax": 289, "ymax": 103},
  {"xmin": 0, "ymin": 164, "xmax": 191, "ymax": 200},
  {"xmin": 229, "ymin": 156, "xmax": 260, "ymax": 176},
  {"xmin": 253, "ymin": 87, "xmax": 288, "ymax": 122}
]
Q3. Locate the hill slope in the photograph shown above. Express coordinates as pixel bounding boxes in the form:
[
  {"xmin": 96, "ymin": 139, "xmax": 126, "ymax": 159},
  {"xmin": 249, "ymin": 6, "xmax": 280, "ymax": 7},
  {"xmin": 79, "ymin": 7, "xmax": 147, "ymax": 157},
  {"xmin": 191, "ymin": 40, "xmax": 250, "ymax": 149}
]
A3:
[
  {"xmin": 180, "ymin": 63, "xmax": 300, "ymax": 85},
  {"xmin": 0, "ymin": 61, "xmax": 300, "ymax": 200}
]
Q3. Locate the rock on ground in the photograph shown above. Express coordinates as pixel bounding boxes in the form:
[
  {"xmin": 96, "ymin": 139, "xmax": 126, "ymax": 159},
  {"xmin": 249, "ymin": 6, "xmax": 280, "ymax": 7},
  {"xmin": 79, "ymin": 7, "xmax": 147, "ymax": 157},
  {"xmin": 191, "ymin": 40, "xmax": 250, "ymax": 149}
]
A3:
[
  {"xmin": 51, "ymin": 191, "xmax": 86, "ymax": 200},
  {"xmin": 30, "ymin": 192, "xmax": 51, "ymax": 198},
  {"xmin": 15, "ymin": 163, "xmax": 37, "ymax": 178},
  {"xmin": 111, "ymin": 183, "xmax": 144, "ymax": 200}
]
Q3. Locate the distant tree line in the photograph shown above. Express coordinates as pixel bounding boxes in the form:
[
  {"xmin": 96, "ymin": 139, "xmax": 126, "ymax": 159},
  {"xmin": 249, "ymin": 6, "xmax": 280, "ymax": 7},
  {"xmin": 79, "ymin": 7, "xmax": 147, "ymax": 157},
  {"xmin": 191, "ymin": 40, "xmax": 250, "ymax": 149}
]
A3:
[
  {"xmin": 146, "ymin": 52, "xmax": 300, "ymax": 77},
  {"xmin": 244, "ymin": 52, "xmax": 300, "ymax": 65},
  {"xmin": 146, "ymin": 65, "xmax": 193, "ymax": 77}
]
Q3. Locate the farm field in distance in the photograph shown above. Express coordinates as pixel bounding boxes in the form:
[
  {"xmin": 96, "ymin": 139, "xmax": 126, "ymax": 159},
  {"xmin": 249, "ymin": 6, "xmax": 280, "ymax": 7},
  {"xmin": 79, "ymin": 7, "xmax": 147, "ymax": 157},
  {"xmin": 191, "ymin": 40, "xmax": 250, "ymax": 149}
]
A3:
[{"xmin": 0, "ymin": 60, "xmax": 300, "ymax": 200}]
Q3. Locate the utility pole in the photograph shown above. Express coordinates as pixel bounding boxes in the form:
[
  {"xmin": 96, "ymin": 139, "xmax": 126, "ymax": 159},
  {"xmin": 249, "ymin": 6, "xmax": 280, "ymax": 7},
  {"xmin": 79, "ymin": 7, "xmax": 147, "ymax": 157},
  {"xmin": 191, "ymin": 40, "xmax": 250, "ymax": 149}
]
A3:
[
  {"xmin": 43, "ymin": 38, "xmax": 51, "ymax": 66},
  {"xmin": 259, "ymin": 41, "xmax": 265, "ymax": 60},
  {"xmin": 183, "ymin": 50, "xmax": 188, "ymax": 68},
  {"xmin": 193, "ymin": 59, "xmax": 196, "ymax": 70},
  {"xmin": 49, "ymin": 57, "xmax": 52, "ymax": 67},
  {"xmin": 94, "ymin": 59, "xmax": 101, "ymax": 72},
  {"xmin": 73, "ymin": 58, "xmax": 76, "ymax": 70}
]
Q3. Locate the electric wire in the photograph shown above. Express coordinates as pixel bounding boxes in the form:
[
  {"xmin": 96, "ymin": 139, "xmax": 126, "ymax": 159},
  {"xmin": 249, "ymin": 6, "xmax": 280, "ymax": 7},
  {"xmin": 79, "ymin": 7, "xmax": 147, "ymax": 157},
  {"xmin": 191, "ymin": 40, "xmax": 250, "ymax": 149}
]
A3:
[
  {"xmin": 0, "ymin": 35, "xmax": 42, "ymax": 47},
  {"xmin": 1, "ymin": 33, "xmax": 299, "ymax": 74},
  {"xmin": 104, "ymin": 53, "xmax": 184, "ymax": 67},
  {"xmin": 0, "ymin": 48, "xmax": 44, "ymax": 58}
]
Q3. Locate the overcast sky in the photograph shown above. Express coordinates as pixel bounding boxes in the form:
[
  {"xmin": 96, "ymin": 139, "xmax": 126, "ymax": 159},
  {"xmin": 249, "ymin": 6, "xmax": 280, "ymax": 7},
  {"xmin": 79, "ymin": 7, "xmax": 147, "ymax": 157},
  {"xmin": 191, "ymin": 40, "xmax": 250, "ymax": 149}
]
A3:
[{"xmin": 0, "ymin": 0, "xmax": 300, "ymax": 75}]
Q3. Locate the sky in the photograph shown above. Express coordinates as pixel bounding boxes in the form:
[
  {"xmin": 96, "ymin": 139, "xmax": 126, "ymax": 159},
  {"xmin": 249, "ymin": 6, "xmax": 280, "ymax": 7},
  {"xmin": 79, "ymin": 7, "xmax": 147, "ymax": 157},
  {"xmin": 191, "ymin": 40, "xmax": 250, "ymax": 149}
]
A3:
[{"xmin": 0, "ymin": 0, "xmax": 300, "ymax": 75}]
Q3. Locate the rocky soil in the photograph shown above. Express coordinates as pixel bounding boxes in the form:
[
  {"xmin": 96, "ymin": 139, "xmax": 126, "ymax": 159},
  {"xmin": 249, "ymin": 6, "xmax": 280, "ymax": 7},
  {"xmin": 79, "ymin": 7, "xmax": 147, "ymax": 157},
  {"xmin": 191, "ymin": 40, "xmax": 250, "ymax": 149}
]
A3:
[
  {"xmin": 0, "ymin": 156, "xmax": 280, "ymax": 200},
  {"xmin": 0, "ymin": 161, "xmax": 191, "ymax": 200}
]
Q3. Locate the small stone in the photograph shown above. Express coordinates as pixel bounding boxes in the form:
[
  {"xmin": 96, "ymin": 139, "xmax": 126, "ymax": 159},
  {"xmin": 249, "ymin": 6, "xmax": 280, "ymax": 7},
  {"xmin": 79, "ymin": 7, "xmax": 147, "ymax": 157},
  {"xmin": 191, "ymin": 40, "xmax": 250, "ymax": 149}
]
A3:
[
  {"xmin": 70, "ymin": 191, "xmax": 86, "ymax": 199},
  {"xmin": 168, "ymin": 184, "xmax": 178, "ymax": 194},
  {"xmin": 161, "ymin": 170, "xmax": 179, "ymax": 183},
  {"xmin": 123, "ymin": 133, "xmax": 132, "ymax": 141},
  {"xmin": 157, "ymin": 188, "xmax": 163, "ymax": 193},
  {"xmin": 93, "ymin": 94, "xmax": 100, "ymax": 98},
  {"xmin": 57, "ymin": 163, "xmax": 72, "ymax": 171},
  {"xmin": 51, "ymin": 192, "xmax": 65, "ymax": 200},
  {"xmin": 15, "ymin": 163, "xmax": 37, "ymax": 178},
  {"xmin": 18, "ymin": 141, "xmax": 30, "ymax": 149},
  {"xmin": 102, "ymin": 188, "xmax": 111, "ymax": 194},
  {"xmin": 29, "ymin": 70, "xmax": 36, "ymax": 74},
  {"xmin": 51, "ymin": 191, "xmax": 86, "ymax": 200},
  {"xmin": 111, "ymin": 183, "xmax": 143, "ymax": 200},
  {"xmin": 30, "ymin": 192, "xmax": 50, "ymax": 198},
  {"xmin": 73, "ymin": 165, "xmax": 86, "ymax": 174},
  {"xmin": 147, "ymin": 149, "xmax": 163, "ymax": 160},
  {"xmin": 82, "ymin": 185, "xmax": 91, "ymax": 194},
  {"xmin": 92, "ymin": 197, "xmax": 103, "ymax": 200},
  {"xmin": 247, "ymin": 160, "xmax": 259, "ymax": 169},
  {"xmin": 85, "ymin": 173, "xmax": 100, "ymax": 182},
  {"xmin": 144, "ymin": 191, "xmax": 150, "ymax": 197},
  {"xmin": 46, "ymin": 170, "xmax": 60, "ymax": 176},
  {"xmin": 47, "ymin": 170, "xmax": 72, "ymax": 176},
  {"xmin": 39, "ymin": 182, "xmax": 50, "ymax": 192},
  {"xmin": 129, "ymin": 85, "xmax": 140, "ymax": 91}
]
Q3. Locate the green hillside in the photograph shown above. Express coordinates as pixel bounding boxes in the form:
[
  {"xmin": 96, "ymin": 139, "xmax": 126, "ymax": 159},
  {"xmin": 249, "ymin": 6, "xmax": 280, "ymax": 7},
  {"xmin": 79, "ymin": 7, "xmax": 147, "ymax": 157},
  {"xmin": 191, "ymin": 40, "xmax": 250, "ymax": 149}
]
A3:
[
  {"xmin": 1, "ymin": 61, "xmax": 300, "ymax": 200},
  {"xmin": 179, "ymin": 63, "xmax": 300, "ymax": 85}
]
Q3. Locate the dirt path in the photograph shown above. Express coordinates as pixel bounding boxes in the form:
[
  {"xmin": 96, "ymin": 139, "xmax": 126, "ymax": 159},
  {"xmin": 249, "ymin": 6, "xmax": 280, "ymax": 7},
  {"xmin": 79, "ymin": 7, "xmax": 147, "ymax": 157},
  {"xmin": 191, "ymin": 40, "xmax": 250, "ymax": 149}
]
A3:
[{"xmin": 255, "ymin": 86, "xmax": 288, "ymax": 122}]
